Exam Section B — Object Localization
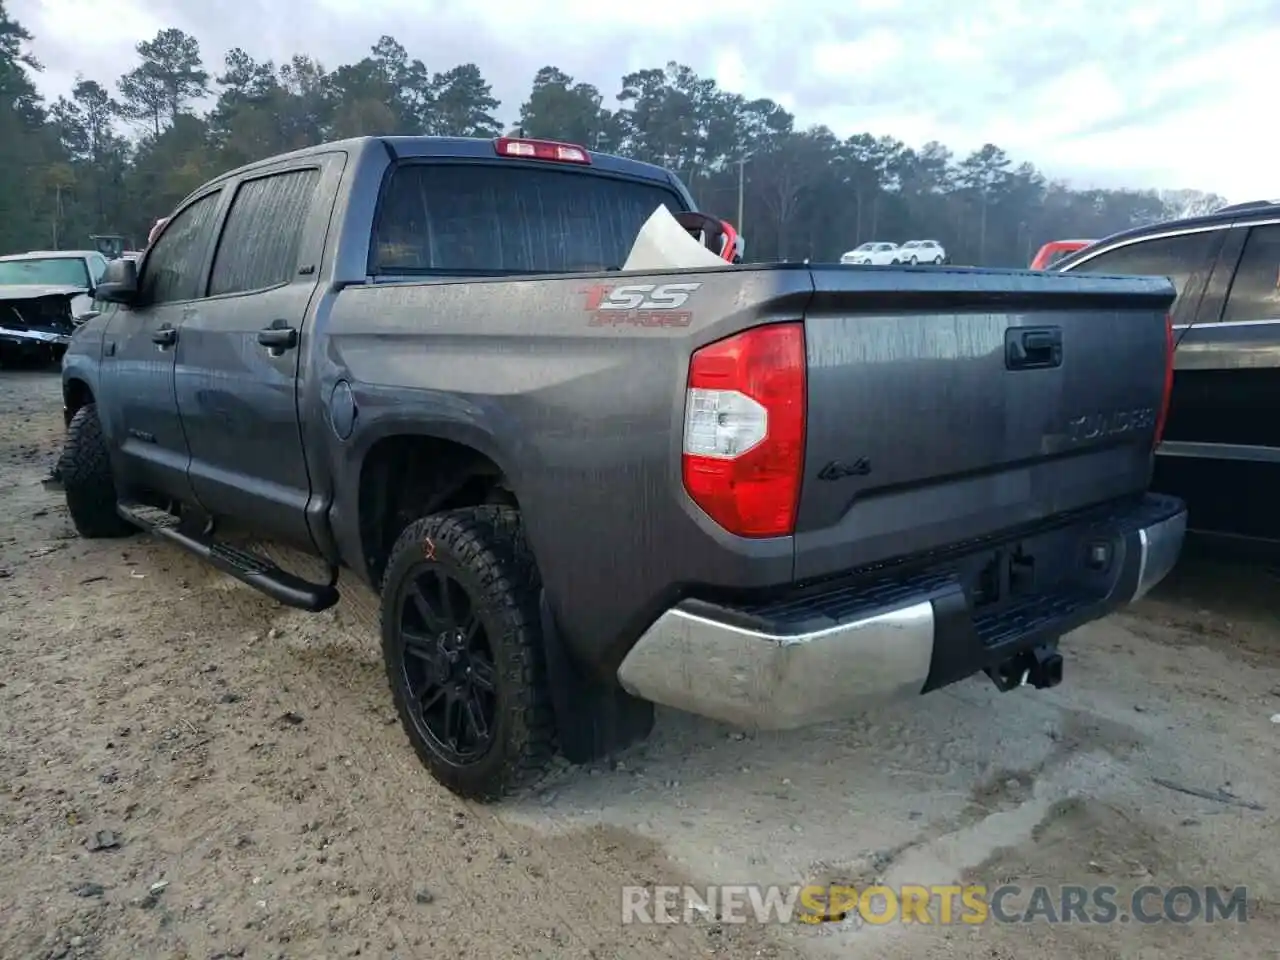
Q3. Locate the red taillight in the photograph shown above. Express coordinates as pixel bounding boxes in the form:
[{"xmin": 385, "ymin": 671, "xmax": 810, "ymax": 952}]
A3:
[
  {"xmin": 682, "ymin": 323, "xmax": 806, "ymax": 538},
  {"xmin": 1154, "ymin": 312, "xmax": 1174, "ymax": 446},
  {"xmin": 493, "ymin": 137, "xmax": 591, "ymax": 164}
]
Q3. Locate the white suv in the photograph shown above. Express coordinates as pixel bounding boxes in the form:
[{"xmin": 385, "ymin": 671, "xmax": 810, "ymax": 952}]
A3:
[
  {"xmin": 840, "ymin": 241, "xmax": 899, "ymax": 265},
  {"xmin": 896, "ymin": 239, "xmax": 947, "ymax": 264}
]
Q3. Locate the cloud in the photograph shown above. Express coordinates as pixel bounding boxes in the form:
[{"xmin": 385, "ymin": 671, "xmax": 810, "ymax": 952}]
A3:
[{"xmin": 9, "ymin": 0, "xmax": 1277, "ymax": 199}]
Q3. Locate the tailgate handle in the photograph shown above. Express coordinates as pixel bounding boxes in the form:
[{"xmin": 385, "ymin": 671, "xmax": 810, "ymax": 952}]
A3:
[{"xmin": 1005, "ymin": 326, "xmax": 1062, "ymax": 370}]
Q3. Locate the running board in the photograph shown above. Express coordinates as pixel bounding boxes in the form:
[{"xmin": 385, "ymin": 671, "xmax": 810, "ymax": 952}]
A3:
[{"xmin": 116, "ymin": 503, "xmax": 340, "ymax": 612}]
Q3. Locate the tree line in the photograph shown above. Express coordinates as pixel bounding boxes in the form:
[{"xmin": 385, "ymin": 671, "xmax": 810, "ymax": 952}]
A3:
[{"xmin": 0, "ymin": 1, "xmax": 1228, "ymax": 265}]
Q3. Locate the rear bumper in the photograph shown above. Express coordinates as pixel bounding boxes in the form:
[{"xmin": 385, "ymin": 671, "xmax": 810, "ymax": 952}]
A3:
[{"xmin": 616, "ymin": 493, "xmax": 1186, "ymax": 729}]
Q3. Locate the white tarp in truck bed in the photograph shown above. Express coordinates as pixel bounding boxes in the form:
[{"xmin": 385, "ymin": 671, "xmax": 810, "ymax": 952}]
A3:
[{"xmin": 623, "ymin": 206, "xmax": 730, "ymax": 272}]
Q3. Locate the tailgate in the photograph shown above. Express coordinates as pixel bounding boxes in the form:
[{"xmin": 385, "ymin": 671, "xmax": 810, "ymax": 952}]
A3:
[{"xmin": 793, "ymin": 267, "xmax": 1175, "ymax": 581}]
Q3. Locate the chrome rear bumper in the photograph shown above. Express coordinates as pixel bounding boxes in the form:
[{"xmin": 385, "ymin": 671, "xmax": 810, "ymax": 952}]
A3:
[{"xmin": 617, "ymin": 497, "xmax": 1187, "ymax": 730}]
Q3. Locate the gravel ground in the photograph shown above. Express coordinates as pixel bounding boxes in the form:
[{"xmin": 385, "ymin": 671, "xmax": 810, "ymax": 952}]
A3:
[{"xmin": 1, "ymin": 368, "xmax": 1277, "ymax": 960}]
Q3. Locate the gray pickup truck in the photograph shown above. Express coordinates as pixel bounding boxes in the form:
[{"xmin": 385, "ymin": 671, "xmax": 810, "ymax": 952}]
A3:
[{"xmin": 58, "ymin": 134, "xmax": 1187, "ymax": 800}]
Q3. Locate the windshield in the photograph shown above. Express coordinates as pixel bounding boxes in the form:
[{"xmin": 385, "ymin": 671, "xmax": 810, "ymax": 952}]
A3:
[
  {"xmin": 904, "ymin": 241, "xmax": 919, "ymax": 248},
  {"xmin": 855, "ymin": 243, "xmax": 873, "ymax": 250},
  {"xmin": 372, "ymin": 163, "xmax": 686, "ymax": 274},
  {"xmin": 0, "ymin": 257, "xmax": 90, "ymax": 288}
]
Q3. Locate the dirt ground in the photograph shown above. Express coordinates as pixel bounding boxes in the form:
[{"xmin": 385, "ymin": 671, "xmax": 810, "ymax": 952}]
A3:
[{"xmin": 1, "ymin": 368, "xmax": 1277, "ymax": 960}]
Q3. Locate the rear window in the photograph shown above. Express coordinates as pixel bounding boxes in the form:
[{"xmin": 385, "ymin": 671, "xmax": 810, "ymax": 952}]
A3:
[{"xmin": 372, "ymin": 163, "xmax": 685, "ymax": 275}]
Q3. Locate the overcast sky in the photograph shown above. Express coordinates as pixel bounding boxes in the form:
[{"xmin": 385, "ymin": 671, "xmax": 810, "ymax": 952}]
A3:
[{"xmin": 11, "ymin": 0, "xmax": 1275, "ymax": 200}]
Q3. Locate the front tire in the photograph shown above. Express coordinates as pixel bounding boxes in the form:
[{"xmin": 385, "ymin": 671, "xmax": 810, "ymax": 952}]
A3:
[
  {"xmin": 60, "ymin": 403, "xmax": 136, "ymax": 539},
  {"xmin": 934, "ymin": 255, "xmax": 944, "ymax": 264},
  {"xmin": 380, "ymin": 505, "xmax": 555, "ymax": 801},
  {"xmin": 909, "ymin": 255, "xmax": 918, "ymax": 265}
]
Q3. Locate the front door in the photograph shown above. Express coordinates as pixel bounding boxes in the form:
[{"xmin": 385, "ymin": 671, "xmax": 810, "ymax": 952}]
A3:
[
  {"xmin": 173, "ymin": 160, "xmax": 339, "ymax": 549},
  {"xmin": 99, "ymin": 189, "xmax": 225, "ymax": 503}
]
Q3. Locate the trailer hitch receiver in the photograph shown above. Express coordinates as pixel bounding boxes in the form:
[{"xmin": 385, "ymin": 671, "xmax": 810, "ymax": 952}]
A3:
[{"xmin": 985, "ymin": 645, "xmax": 1063, "ymax": 692}]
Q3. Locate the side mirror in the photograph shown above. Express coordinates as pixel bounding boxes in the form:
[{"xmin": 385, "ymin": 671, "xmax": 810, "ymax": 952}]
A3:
[
  {"xmin": 94, "ymin": 257, "xmax": 139, "ymax": 305},
  {"xmin": 74, "ymin": 310, "xmax": 101, "ymax": 324}
]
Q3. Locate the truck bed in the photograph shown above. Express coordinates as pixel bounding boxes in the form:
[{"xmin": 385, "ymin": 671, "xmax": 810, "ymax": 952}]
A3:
[{"xmin": 320, "ymin": 262, "xmax": 1175, "ymax": 673}]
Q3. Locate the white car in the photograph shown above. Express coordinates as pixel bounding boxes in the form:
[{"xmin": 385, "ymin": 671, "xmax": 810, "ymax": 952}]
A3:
[
  {"xmin": 0, "ymin": 249, "xmax": 109, "ymax": 319},
  {"xmin": 895, "ymin": 239, "xmax": 947, "ymax": 265},
  {"xmin": 840, "ymin": 241, "xmax": 899, "ymax": 265}
]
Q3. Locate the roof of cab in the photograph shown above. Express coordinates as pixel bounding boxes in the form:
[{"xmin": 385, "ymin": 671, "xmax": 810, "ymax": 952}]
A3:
[
  {"xmin": 379, "ymin": 136, "xmax": 679, "ymax": 184},
  {"xmin": 190, "ymin": 135, "xmax": 682, "ymax": 198}
]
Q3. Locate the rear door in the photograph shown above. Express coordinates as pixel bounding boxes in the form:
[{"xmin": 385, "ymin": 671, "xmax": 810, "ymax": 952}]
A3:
[{"xmin": 174, "ymin": 154, "xmax": 344, "ymax": 548}]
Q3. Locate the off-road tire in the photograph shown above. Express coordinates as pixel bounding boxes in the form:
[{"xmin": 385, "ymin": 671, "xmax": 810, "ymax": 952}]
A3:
[
  {"xmin": 61, "ymin": 403, "xmax": 135, "ymax": 539},
  {"xmin": 380, "ymin": 505, "xmax": 555, "ymax": 801}
]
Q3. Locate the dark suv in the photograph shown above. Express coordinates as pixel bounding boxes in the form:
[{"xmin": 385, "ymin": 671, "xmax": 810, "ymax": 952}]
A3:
[{"xmin": 1055, "ymin": 200, "xmax": 1280, "ymax": 549}]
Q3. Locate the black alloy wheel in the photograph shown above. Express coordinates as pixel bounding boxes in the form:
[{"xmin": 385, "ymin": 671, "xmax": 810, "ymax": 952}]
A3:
[
  {"xmin": 398, "ymin": 565, "xmax": 498, "ymax": 764},
  {"xmin": 379, "ymin": 506, "xmax": 555, "ymax": 801}
]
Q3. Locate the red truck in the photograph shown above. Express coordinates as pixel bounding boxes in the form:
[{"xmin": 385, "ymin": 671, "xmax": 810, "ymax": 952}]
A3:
[{"xmin": 1030, "ymin": 239, "xmax": 1094, "ymax": 270}]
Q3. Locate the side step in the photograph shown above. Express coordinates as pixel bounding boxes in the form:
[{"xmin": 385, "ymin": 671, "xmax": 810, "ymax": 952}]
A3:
[{"xmin": 117, "ymin": 502, "xmax": 340, "ymax": 612}]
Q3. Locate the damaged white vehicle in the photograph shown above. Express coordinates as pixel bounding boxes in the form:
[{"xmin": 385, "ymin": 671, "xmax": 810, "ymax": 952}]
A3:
[{"xmin": 0, "ymin": 250, "xmax": 107, "ymax": 366}]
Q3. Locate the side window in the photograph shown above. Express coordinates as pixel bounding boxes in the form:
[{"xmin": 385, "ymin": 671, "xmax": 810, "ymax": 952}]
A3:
[
  {"xmin": 139, "ymin": 191, "xmax": 222, "ymax": 305},
  {"xmin": 89, "ymin": 255, "xmax": 107, "ymax": 284},
  {"xmin": 1067, "ymin": 230, "xmax": 1223, "ymax": 300},
  {"xmin": 1221, "ymin": 225, "xmax": 1280, "ymax": 323},
  {"xmin": 208, "ymin": 169, "xmax": 321, "ymax": 296}
]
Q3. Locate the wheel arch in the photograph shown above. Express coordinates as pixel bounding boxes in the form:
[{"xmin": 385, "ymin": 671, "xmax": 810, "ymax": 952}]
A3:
[
  {"xmin": 354, "ymin": 426, "xmax": 524, "ymax": 589},
  {"xmin": 62, "ymin": 376, "xmax": 94, "ymax": 427}
]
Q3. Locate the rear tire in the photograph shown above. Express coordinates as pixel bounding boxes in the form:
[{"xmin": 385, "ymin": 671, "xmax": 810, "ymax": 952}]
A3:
[
  {"xmin": 380, "ymin": 505, "xmax": 555, "ymax": 801},
  {"xmin": 934, "ymin": 255, "xmax": 944, "ymax": 264},
  {"xmin": 61, "ymin": 403, "xmax": 136, "ymax": 539}
]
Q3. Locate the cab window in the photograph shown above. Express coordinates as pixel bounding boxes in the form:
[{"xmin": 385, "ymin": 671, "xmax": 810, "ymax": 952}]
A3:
[
  {"xmin": 1066, "ymin": 230, "xmax": 1224, "ymax": 300},
  {"xmin": 1221, "ymin": 224, "xmax": 1280, "ymax": 323}
]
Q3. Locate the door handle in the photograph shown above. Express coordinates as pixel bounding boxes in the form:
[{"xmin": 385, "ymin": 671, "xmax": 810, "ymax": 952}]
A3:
[
  {"xmin": 257, "ymin": 324, "xmax": 298, "ymax": 350},
  {"xmin": 151, "ymin": 325, "xmax": 177, "ymax": 347},
  {"xmin": 1005, "ymin": 326, "xmax": 1062, "ymax": 370}
]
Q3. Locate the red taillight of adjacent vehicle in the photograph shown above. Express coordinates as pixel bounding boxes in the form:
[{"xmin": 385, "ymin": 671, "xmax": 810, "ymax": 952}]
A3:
[
  {"xmin": 681, "ymin": 322, "xmax": 806, "ymax": 538},
  {"xmin": 1154, "ymin": 312, "xmax": 1174, "ymax": 447},
  {"xmin": 493, "ymin": 137, "xmax": 591, "ymax": 164}
]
